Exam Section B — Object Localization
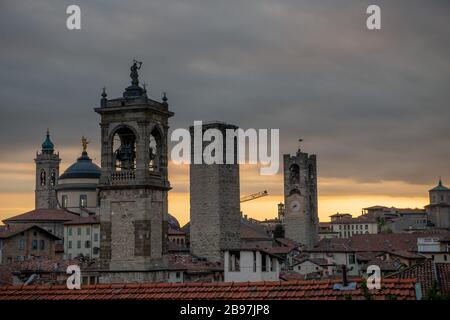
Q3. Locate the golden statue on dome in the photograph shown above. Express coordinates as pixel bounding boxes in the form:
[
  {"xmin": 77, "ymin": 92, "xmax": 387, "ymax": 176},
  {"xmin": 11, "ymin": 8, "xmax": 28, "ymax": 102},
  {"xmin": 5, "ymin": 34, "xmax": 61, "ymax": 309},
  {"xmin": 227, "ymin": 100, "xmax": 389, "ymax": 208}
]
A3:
[{"xmin": 81, "ymin": 136, "xmax": 89, "ymax": 152}]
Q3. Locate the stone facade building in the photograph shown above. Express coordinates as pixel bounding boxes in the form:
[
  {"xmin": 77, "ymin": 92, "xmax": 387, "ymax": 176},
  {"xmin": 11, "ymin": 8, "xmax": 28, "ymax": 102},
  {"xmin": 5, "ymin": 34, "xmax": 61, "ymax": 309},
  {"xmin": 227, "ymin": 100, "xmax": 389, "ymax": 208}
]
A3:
[
  {"xmin": 95, "ymin": 61, "xmax": 173, "ymax": 273},
  {"xmin": 189, "ymin": 122, "xmax": 241, "ymax": 263},
  {"xmin": 63, "ymin": 216, "xmax": 100, "ymax": 260},
  {"xmin": 283, "ymin": 148, "xmax": 319, "ymax": 247}
]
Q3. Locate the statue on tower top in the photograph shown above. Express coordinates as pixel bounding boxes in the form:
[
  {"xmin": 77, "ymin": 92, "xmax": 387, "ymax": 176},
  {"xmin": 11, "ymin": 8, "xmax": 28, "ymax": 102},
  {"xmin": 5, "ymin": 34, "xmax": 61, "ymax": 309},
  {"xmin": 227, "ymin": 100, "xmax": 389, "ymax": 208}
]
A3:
[
  {"xmin": 123, "ymin": 59, "xmax": 145, "ymax": 98},
  {"xmin": 130, "ymin": 59, "xmax": 142, "ymax": 86}
]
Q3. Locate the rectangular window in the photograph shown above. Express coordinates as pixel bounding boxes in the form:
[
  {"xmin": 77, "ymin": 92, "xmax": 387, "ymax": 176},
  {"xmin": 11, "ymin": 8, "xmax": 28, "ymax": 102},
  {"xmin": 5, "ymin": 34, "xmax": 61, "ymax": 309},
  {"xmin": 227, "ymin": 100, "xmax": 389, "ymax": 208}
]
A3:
[
  {"xmin": 262, "ymin": 253, "xmax": 267, "ymax": 272},
  {"xmin": 39, "ymin": 240, "xmax": 45, "ymax": 250},
  {"xmin": 18, "ymin": 239, "xmax": 25, "ymax": 250},
  {"xmin": 365, "ymin": 225, "xmax": 369, "ymax": 230},
  {"xmin": 94, "ymin": 233, "xmax": 99, "ymax": 242},
  {"xmin": 349, "ymin": 253, "xmax": 356, "ymax": 265},
  {"xmin": 270, "ymin": 258, "xmax": 276, "ymax": 272},
  {"xmin": 85, "ymin": 240, "xmax": 91, "ymax": 248},
  {"xmin": 80, "ymin": 195, "xmax": 87, "ymax": 208},
  {"xmin": 32, "ymin": 240, "xmax": 38, "ymax": 250},
  {"xmin": 228, "ymin": 251, "xmax": 240, "ymax": 272},
  {"xmin": 68, "ymin": 241, "xmax": 72, "ymax": 249},
  {"xmin": 253, "ymin": 251, "xmax": 257, "ymax": 272},
  {"xmin": 62, "ymin": 195, "xmax": 68, "ymax": 208},
  {"xmin": 86, "ymin": 227, "xmax": 90, "ymax": 236},
  {"xmin": 77, "ymin": 227, "xmax": 81, "ymax": 236},
  {"xmin": 68, "ymin": 227, "xmax": 72, "ymax": 236},
  {"xmin": 77, "ymin": 240, "xmax": 81, "ymax": 249}
]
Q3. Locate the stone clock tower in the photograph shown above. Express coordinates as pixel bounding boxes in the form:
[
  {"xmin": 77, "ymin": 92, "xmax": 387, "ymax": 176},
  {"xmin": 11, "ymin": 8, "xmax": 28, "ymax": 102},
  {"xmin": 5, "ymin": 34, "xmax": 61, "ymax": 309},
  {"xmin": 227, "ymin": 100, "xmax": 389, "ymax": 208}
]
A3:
[
  {"xmin": 283, "ymin": 148, "xmax": 318, "ymax": 247},
  {"xmin": 95, "ymin": 61, "xmax": 173, "ymax": 272}
]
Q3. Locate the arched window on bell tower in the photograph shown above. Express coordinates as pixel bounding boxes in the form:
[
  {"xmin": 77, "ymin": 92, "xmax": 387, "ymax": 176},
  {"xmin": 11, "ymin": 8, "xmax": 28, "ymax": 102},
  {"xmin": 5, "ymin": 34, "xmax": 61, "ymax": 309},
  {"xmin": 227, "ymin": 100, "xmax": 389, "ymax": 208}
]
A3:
[
  {"xmin": 289, "ymin": 164, "xmax": 300, "ymax": 185},
  {"xmin": 112, "ymin": 126, "xmax": 137, "ymax": 172},
  {"xmin": 40, "ymin": 169, "xmax": 46, "ymax": 186},
  {"xmin": 50, "ymin": 168, "xmax": 56, "ymax": 186},
  {"xmin": 149, "ymin": 127, "xmax": 162, "ymax": 173}
]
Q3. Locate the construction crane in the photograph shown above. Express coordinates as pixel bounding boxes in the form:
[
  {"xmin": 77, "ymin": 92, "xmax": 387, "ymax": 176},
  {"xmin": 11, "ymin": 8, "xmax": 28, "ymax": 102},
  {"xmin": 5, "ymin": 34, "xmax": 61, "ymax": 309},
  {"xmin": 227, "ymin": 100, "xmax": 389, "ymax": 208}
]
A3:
[{"xmin": 240, "ymin": 190, "xmax": 269, "ymax": 203}]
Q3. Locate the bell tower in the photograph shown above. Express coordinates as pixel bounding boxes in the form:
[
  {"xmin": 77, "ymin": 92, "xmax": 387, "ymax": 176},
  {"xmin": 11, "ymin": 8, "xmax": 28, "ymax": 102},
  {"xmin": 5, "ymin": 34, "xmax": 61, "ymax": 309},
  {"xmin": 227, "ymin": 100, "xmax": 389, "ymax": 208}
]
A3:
[
  {"xmin": 95, "ymin": 61, "xmax": 173, "ymax": 271},
  {"xmin": 283, "ymin": 147, "xmax": 318, "ymax": 247},
  {"xmin": 35, "ymin": 129, "xmax": 60, "ymax": 209}
]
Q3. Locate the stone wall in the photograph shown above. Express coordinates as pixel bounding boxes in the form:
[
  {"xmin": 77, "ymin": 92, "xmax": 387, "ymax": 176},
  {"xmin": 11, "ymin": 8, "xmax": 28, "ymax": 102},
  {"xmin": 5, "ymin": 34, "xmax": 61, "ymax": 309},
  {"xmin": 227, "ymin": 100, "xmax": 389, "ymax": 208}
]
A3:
[
  {"xmin": 283, "ymin": 150, "xmax": 319, "ymax": 247},
  {"xmin": 189, "ymin": 122, "xmax": 241, "ymax": 262},
  {"xmin": 99, "ymin": 188, "xmax": 165, "ymax": 270}
]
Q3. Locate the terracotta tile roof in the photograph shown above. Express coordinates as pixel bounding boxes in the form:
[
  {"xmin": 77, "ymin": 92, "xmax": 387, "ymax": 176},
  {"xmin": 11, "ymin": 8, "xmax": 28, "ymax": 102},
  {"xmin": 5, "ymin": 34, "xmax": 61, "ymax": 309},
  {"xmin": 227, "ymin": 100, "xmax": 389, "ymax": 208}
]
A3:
[
  {"xmin": 264, "ymin": 246, "xmax": 297, "ymax": 255},
  {"xmin": 240, "ymin": 223, "xmax": 271, "ymax": 240},
  {"xmin": 330, "ymin": 216, "xmax": 377, "ymax": 224},
  {"xmin": 275, "ymin": 238, "xmax": 300, "ymax": 248},
  {"xmin": 3, "ymin": 209, "xmax": 78, "ymax": 223},
  {"xmin": 386, "ymin": 260, "xmax": 436, "ymax": 296},
  {"xmin": 0, "ymin": 278, "xmax": 418, "ymax": 300},
  {"xmin": 309, "ymin": 231, "xmax": 450, "ymax": 253},
  {"xmin": 387, "ymin": 260, "xmax": 450, "ymax": 297},
  {"xmin": 167, "ymin": 253, "xmax": 222, "ymax": 273},
  {"xmin": 293, "ymin": 258, "xmax": 331, "ymax": 267},
  {"xmin": 0, "ymin": 224, "xmax": 60, "ymax": 240},
  {"xmin": 63, "ymin": 215, "xmax": 99, "ymax": 225},
  {"xmin": 366, "ymin": 257, "xmax": 401, "ymax": 272},
  {"xmin": 436, "ymin": 263, "xmax": 450, "ymax": 296}
]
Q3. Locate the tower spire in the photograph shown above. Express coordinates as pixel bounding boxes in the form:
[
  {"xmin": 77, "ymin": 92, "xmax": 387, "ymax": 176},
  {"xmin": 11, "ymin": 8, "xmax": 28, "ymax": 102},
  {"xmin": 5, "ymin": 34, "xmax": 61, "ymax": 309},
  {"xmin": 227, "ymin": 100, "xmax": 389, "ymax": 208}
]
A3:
[{"xmin": 41, "ymin": 129, "xmax": 55, "ymax": 153}]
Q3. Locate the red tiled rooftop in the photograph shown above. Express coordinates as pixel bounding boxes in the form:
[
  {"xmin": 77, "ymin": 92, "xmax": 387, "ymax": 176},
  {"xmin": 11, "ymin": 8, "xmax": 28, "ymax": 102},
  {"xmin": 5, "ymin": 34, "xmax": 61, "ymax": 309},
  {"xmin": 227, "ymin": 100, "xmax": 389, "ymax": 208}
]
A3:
[
  {"xmin": 0, "ymin": 278, "xmax": 418, "ymax": 300},
  {"xmin": 309, "ymin": 231, "xmax": 450, "ymax": 253},
  {"xmin": 3, "ymin": 209, "xmax": 78, "ymax": 223},
  {"xmin": 387, "ymin": 260, "xmax": 450, "ymax": 297},
  {"xmin": 0, "ymin": 224, "xmax": 60, "ymax": 240}
]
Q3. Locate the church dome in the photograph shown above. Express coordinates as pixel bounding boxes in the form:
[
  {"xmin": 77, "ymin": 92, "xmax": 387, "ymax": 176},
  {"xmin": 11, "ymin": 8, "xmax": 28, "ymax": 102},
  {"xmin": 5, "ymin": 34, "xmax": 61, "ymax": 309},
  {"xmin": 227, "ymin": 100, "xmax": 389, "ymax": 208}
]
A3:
[
  {"xmin": 165, "ymin": 212, "xmax": 180, "ymax": 229},
  {"xmin": 59, "ymin": 151, "xmax": 101, "ymax": 180},
  {"xmin": 430, "ymin": 179, "xmax": 450, "ymax": 192}
]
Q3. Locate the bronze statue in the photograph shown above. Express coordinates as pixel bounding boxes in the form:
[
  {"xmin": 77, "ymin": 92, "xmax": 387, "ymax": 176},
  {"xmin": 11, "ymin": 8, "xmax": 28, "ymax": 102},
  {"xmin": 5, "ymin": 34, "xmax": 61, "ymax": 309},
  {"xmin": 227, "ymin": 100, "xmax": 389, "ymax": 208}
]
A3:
[
  {"xmin": 130, "ymin": 59, "xmax": 142, "ymax": 86},
  {"xmin": 81, "ymin": 136, "xmax": 89, "ymax": 152}
]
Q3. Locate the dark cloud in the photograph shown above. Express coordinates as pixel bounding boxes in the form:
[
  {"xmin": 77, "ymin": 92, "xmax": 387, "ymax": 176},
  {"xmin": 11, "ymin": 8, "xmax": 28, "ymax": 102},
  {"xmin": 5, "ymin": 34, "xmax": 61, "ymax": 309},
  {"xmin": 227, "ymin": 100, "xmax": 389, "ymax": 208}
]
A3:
[{"xmin": 0, "ymin": 0, "xmax": 449, "ymax": 190}]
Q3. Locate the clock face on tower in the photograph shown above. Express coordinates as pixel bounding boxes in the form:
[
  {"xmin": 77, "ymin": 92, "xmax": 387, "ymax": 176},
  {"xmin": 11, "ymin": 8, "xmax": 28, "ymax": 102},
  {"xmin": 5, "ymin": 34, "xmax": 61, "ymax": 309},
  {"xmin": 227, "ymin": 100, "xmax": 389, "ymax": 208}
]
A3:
[
  {"xmin": 289, "ymin": 200, "xmax": 301, "ymax": 212},
  {"xmin": 286, "ymin": 191, "xmax": 304, "ymax": 215}
]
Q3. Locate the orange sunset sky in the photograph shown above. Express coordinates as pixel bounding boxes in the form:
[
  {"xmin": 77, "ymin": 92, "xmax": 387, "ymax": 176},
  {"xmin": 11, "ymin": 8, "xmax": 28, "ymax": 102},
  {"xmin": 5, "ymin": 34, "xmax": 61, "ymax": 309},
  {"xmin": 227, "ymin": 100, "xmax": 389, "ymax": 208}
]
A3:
[{"xmin": 0, "ymin": 146, "xmax": 431, "ymax": 227}]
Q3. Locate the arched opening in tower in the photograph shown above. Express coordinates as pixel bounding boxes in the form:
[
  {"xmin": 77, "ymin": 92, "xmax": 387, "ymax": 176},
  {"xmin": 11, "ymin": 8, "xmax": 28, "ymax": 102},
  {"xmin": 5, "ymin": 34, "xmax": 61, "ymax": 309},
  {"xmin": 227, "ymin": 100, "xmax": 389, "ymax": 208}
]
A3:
[{"xmin": 112, "ymin": 126, "xmax": 137, "ymax": 171}]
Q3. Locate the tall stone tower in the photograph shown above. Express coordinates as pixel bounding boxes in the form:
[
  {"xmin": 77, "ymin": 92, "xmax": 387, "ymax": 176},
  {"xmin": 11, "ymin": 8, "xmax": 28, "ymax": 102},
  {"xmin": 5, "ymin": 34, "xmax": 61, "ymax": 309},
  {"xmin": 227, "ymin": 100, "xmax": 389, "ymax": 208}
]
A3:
[
  {"xmin": 35, "ymin": 129, "xmax": 60, "ymax": 209},
  {"xmin": 95, "ymin": 61, "xmax": 173, "ymax": 271},
  {"xmin": 189, "ymin": 122, "xmax": 241, "ymax": 263},
  {"xmin": 283, "ymin": 148, "xmax": 318, "ymax": 247}
]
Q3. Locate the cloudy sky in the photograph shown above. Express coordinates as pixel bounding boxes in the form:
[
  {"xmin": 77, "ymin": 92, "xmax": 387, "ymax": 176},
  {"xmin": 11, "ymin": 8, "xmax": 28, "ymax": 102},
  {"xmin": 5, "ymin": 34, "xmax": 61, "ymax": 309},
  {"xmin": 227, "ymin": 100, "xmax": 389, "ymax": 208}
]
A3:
[{"xmin": 1, "ymin": 0, "xmax": 449, "ymax": 225}]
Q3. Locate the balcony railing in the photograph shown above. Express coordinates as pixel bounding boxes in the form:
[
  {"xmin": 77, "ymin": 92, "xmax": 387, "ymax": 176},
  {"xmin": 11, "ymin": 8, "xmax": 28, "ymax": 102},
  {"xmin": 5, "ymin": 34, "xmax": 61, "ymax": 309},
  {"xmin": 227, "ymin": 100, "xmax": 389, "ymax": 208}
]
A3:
[{"xmin": 111, "ymin": 170, "xmax": 135, "ymax": 182}]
